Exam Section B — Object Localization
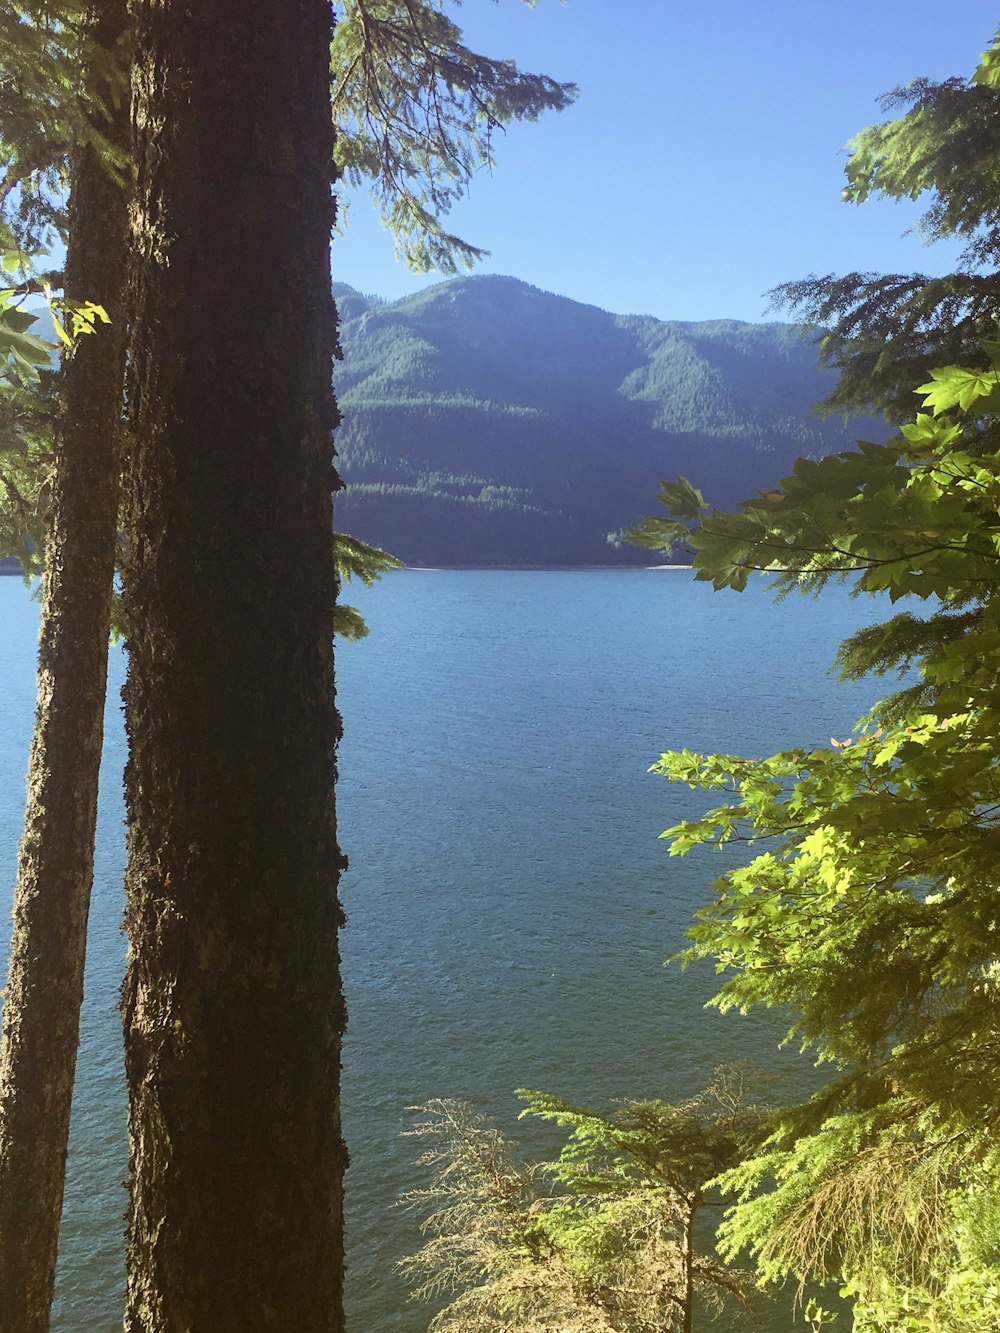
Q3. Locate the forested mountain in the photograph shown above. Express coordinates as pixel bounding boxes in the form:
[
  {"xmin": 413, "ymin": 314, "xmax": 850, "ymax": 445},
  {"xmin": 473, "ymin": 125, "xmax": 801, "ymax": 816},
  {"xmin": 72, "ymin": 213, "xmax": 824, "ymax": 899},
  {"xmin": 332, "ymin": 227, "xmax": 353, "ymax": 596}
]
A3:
[{"xmin": 333, "ymin": 275, "xmax": 883, "ymax": 566}]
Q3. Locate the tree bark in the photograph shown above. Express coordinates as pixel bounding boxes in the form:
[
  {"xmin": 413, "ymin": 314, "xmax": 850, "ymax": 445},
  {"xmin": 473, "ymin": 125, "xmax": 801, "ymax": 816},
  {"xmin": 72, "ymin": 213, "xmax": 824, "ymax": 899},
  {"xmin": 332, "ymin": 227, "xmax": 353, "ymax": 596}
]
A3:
[
  {"xmin": 0, "ymin": 5, "xmax": 127, "ymax": 1329},
  {"xmin": 122, "ymin": 2, "xmax": 346, "ymax": 1329}
]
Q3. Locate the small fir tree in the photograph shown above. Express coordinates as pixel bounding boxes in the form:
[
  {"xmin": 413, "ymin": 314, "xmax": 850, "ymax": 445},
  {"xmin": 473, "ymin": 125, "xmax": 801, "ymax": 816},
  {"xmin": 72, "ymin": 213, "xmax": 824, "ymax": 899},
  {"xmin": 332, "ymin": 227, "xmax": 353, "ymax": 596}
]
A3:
[{"xmin": 400, "ymin": 1065, "xmax": 770, "ymax": 1332}]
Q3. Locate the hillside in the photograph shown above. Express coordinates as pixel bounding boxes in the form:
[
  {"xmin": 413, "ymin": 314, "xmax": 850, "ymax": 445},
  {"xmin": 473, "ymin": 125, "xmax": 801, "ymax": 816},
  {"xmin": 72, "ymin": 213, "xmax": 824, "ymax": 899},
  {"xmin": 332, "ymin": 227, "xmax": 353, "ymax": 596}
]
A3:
[{"xmin": 332, "ymin": 275, "xmax": 881, "ymax": 566}]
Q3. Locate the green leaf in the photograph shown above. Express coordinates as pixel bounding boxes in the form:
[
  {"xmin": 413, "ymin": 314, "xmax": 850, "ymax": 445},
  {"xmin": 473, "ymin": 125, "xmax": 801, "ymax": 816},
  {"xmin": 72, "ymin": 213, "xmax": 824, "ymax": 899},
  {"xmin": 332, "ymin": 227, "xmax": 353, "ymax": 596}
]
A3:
[{"xmin": 916, "ymin": 365, "xmax": 998, "ymax": 414}]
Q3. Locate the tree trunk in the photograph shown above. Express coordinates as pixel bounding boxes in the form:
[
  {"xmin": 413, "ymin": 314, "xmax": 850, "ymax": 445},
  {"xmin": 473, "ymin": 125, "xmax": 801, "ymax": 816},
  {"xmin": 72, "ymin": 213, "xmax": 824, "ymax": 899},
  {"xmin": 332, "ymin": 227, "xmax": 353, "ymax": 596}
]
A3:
[
  {"xmin": 681, "ymin": 1200, "xmax": 694, "ymax": 1333},
  {"xmin": 0, "ymin": 4, "xmax": 127, "ymax": 1329},
  {"xmin": 122, "ymin": 2, "xmax": 346, "ymax": 1329}
]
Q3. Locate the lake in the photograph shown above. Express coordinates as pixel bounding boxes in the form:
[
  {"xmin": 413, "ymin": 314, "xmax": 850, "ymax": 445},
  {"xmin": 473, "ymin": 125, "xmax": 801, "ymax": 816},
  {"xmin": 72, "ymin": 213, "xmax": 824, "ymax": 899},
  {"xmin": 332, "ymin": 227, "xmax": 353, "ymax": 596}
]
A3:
[{"xmin": 0, "ymin": 569, "xmax": 887, "ymax": 1329}]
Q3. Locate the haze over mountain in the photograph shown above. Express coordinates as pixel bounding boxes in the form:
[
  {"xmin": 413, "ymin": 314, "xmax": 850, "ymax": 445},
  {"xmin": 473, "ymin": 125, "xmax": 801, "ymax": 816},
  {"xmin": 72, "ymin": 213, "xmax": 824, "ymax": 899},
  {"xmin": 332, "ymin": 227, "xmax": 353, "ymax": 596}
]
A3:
[{"xmin": 333, "ymin": 275, "xmax": 882, "ymax": 567}]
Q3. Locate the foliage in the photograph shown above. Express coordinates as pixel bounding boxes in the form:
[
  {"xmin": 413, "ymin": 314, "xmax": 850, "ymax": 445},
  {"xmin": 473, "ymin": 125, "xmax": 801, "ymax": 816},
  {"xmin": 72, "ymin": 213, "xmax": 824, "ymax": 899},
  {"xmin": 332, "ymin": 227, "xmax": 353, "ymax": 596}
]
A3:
[
  {"xmin": 2, "ymin": 1, "xmax": 576, "ymax": 273},
  {"xmin": 0, "ymin": 1, "xmax": 127, "ymax": 258},
  {"xmin": 773, "ymin": 30, "xmax": 1000, "ymax": 421},
  {"xmin": 398, "ymin": 1098, "xmax": 571, "ymax": 1332},
  {"xmin": 332, "ymin": 0, "xmax": 576, "ymax": 271},
  {"xmin": 628, "ymin": 32, "xmax": 1000, "ymax": 1322},
  {"xmin": 0, "ymin": 2, "xmax": 123, "ymax": 579},
  {"xmin": 628, "ymin": 347, "xmax": 1000, "ymax": 1327},
  {"xmin": 0, "ymin": 271, "xmax": 58, "ymax": 572},
  {"xmin": 400, "ymin": 1065, "xmax": 770, "ymax": 1331},
  {"xmin": 333, "ymin": 529, "xmax": 403, "ymax": 638}
]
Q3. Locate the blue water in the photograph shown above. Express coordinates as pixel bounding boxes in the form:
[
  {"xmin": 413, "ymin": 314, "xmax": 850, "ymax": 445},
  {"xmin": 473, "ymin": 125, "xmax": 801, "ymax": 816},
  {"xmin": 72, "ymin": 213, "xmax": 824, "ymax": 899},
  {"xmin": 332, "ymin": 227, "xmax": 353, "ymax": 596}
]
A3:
[{"xmin": 0, "ymin": 570, "xmax": 888, "ymax": 1329}]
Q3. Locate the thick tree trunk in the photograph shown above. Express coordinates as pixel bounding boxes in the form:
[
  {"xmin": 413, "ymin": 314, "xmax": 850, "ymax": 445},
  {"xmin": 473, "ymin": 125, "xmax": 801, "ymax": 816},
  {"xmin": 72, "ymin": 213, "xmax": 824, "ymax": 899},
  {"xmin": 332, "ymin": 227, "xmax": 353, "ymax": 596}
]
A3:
[
  {"xmin": 122, "ymin": 2, "xmax": 346, "ymax": 1329},
  {"xmin": 0, "ymin": 5, "xmax": 127, "ymax": 1329}
]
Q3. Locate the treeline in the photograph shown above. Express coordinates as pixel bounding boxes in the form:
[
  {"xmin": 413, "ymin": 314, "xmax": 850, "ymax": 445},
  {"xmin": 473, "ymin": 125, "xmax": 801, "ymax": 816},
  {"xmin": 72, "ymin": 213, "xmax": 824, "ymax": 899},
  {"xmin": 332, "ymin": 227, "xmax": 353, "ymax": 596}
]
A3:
[{"xmin": 332, "ymin": 276, "xmax": 885, "ymax": 566}]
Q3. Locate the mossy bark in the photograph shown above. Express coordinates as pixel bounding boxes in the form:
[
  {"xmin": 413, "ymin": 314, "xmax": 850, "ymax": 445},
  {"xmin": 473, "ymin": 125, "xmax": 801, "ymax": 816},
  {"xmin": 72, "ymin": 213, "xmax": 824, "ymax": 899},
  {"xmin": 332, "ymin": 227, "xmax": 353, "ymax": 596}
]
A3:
[
  {"xmin": 0, "ymin": 5, "xmax": 128, "ymax": 1329},
  {"xmin": 122, "ymin": 2, "xmax": 346, "ymax": 1328}
]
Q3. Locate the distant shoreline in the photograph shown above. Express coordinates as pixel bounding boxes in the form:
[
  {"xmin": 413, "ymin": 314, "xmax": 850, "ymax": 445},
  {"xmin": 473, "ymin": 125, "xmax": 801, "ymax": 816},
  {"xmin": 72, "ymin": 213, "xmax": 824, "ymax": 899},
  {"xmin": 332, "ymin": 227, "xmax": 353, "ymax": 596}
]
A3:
[
  {"xmin": 2, "ymin": 562, "xmax": 696, "ymax": 577},
  {"xmin": 396, "ymin": 563, "xmax": 694, "ymax": 572}
]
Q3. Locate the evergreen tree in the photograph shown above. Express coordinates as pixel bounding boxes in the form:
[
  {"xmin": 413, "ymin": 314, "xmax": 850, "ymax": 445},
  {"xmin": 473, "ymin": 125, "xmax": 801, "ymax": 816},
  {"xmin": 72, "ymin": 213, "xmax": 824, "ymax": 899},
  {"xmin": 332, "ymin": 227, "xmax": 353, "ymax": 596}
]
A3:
[
  {"xmin": 0, "ymin": 3, "xmax": 127, "ymax": 1328},
  {"xmin": 774, "ymin": 28, "xmax": 1000, "ymax": 421},
  {"xmin": 628, "ymin": 32, "xmax": 1000, "ymax": 1328},
  {"xmin": 401, "ymin": 1067, "xmax": 767, "ymax": 1332},
  {"xmin": 332, "ymin": 0, "xmax": 575, "ymax": 271},
  {"xmin": 633, "ymin": 353, "xmax": 1000, "ymax": 1329},
  {"xmin": 120, "ymin": 1, "xmax": 346, "ymax": 1325},
  {"xmin": 0, "ymin": 4, "xmax": 573, "ymax": 1325}
]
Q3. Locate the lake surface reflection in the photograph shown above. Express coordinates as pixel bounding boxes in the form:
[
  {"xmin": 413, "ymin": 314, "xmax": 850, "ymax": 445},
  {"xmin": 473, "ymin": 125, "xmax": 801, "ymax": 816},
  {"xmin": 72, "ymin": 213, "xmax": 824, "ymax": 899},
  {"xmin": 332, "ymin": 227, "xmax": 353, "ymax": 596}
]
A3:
[{"xmin": 0, "ymin": 570, "xmax": 885, "ymax": 1329}]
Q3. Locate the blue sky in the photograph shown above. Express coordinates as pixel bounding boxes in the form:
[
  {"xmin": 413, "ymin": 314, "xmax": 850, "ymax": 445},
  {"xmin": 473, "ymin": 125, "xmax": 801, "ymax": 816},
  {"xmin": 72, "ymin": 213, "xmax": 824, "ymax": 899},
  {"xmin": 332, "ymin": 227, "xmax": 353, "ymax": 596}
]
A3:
[{"xmin": 335, "ymin": 1, "xmax": 1000, "ymax": 323}]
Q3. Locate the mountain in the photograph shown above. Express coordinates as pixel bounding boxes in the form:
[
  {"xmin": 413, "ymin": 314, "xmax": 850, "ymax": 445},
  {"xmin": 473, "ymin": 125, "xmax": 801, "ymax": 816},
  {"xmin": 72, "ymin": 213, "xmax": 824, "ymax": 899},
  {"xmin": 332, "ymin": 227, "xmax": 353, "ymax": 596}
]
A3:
[{"xmin": 333, "ymin": 275, "xmax": 883, "ymax": 567}]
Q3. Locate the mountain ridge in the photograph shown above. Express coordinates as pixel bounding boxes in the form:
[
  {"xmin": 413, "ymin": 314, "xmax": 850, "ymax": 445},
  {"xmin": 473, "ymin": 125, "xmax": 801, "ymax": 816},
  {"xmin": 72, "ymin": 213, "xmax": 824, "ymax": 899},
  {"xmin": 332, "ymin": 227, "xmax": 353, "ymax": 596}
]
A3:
[
  {"xmin": 332, "ymin": 274, "xmax": 882, "ymax": 567},
  {"xmin": 0, "ymin": 277, "xmax": 879, "ymax": 573}
]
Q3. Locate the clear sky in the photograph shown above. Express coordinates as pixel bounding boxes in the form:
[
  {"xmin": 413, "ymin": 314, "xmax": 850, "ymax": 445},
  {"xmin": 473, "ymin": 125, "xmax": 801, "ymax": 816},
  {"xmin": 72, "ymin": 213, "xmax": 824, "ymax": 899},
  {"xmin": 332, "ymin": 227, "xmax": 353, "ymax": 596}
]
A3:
[{"xmin": 334, "ymin": 0, "xmax": 1000, "ymax": 323}]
